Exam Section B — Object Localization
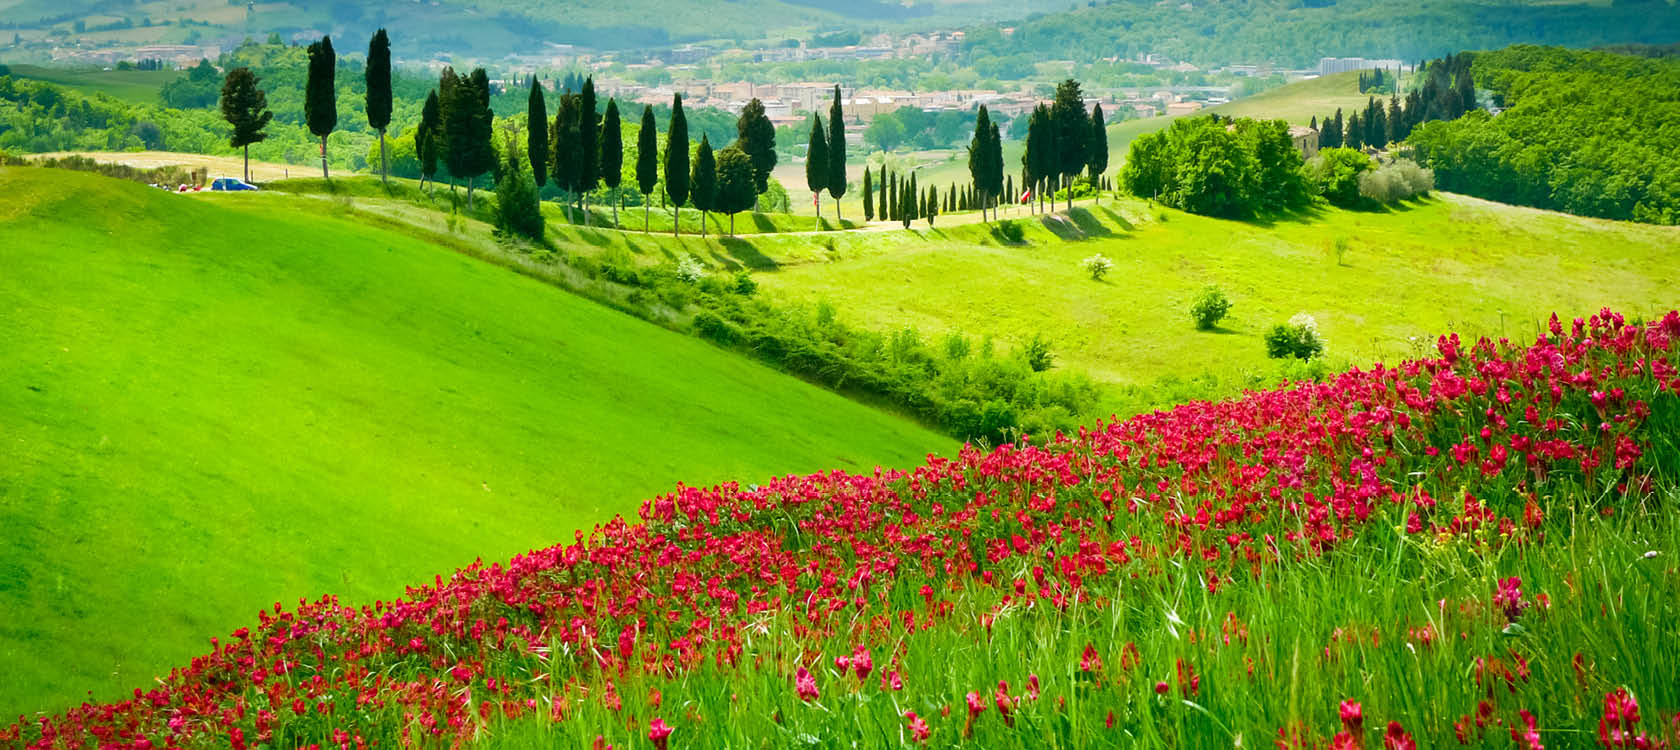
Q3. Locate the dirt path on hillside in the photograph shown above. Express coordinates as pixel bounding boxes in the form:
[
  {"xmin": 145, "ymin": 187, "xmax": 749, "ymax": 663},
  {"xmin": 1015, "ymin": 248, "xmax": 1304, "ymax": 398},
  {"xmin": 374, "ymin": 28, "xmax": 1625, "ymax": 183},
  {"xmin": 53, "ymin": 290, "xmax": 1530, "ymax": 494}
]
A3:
[{"xmin": 30, "ymin": 151, "xmax": 306, "ymax": 182}]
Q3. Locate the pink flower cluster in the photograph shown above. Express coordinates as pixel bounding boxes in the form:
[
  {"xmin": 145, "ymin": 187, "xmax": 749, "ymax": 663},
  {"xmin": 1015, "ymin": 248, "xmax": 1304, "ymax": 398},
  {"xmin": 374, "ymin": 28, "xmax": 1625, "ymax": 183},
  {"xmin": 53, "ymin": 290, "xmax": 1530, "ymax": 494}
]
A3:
[{"xmin": 5, "ymin": 310, "xmax": 1677, "ymax": 749}]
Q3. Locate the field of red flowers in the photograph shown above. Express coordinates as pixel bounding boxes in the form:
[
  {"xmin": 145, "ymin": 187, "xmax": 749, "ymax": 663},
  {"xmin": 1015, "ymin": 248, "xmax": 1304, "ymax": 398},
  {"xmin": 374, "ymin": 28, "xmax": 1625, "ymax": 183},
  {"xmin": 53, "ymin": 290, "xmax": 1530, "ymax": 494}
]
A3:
[{"xmin": 7, "ymin": 309, "xmax": 1680, "ymax": 749}]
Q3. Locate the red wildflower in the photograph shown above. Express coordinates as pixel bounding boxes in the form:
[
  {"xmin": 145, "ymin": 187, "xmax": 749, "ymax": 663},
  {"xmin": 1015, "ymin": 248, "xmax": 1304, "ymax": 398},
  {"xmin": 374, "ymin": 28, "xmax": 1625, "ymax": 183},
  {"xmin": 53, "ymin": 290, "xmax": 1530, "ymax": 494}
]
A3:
[
  {"xmin": 795, "ymin": 666, "xmax": 820, "ymax": 702},
  {"xmin": 906, "ymin": 711, "xmax": 930, "ymax": 742},
  {"xmin": 1080, "ymin": 643, "xmax": 1103, "ymax": 673},
  {"xmin": 1383, "ymin": 721, "xmax": 1417, "ymax": 750},
  {"xmin": 1494, "ymin": 577, "xmax": 1528, "ymax": 621},
  {"xmin": 648, "ymin": 718, "xmax": 672, "ymax": 750}
]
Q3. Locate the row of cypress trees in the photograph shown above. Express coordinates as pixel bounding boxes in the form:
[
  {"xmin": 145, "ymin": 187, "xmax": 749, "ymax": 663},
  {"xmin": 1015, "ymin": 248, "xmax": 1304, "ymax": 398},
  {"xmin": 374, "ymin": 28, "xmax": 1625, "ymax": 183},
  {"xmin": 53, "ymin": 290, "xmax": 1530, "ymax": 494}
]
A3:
[
  {"xmin": 1022, "ymin": 79, "xmax": 1109, "ymax": 214},
  {"xmin": 522, "ymin": 80, "xmax": 778, "ymax": 237},
  {"xmin": 801, "ymin": 85, "xmax": 849, "ymax": 228}
]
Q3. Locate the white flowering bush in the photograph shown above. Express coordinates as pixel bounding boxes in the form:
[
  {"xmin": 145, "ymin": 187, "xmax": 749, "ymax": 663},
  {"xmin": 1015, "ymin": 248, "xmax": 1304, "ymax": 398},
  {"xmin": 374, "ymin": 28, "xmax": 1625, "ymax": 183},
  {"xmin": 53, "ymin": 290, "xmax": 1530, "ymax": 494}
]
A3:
[
  {"xmin": 676, "ymin": 255, "xmax": 707, "ymax": 283},
  {"xmin": 1080, "ymin": 253, "xmax": 1114, "ymax": 281}
]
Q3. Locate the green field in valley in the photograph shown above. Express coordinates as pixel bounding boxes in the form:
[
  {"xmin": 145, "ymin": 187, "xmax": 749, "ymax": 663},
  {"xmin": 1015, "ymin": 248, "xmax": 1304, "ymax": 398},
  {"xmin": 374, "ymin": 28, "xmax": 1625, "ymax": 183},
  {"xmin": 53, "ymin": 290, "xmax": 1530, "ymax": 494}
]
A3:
[
  {"xmin": 743, "ymin": 193, "xmax": 1680, "ymax": 398},
  {"xmin": 0, "ymin": 166, "xmax": 948, "ymax": 716},
  {"xmin": 2, "ymin": 63, "xmax": 180, "ymax": 104}
]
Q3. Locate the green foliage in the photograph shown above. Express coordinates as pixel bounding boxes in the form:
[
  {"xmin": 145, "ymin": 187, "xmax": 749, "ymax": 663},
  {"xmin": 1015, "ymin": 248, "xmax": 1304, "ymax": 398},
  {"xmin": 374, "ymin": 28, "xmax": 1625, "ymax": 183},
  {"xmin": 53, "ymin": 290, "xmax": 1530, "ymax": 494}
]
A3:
[
  {"xmin": 713, "ymin": 145, "xmax": 757, "ymax": 225},
  {"xmin": 969, "ymin": 0, "xmax": 1680, "ymax": 68},
  {"xmin": 1307, "ymin": 147, "xmax": 1374, "ymax": 209},
  {"xmin": 1123, "ymin": 116, "xmax": 1276, "ymax": 218},
  {"xmin": 1190, "ymin": 285, "xmax": 1232, "ymax": 331},
  {"xmin": 494, "ymin": 145, "xmax": 544, "ymax": 241},
  {"xmin": 735, "ymin": 98, "xmax": 777, "ymax": 198},
  {"xmin": 1406, "ymin": 45, "xmax": 1680, "ymax": 224},
  {"xmin": 1021, "ymin": 332, "xmax": 1055, "ymax": 372},
  {"xmin": 218, "ymin": 67, "xmax": 272, "ymax": 151},
  {"xmin": 158, "ymin": 58, "xmax": 219, "ymax": 109}
]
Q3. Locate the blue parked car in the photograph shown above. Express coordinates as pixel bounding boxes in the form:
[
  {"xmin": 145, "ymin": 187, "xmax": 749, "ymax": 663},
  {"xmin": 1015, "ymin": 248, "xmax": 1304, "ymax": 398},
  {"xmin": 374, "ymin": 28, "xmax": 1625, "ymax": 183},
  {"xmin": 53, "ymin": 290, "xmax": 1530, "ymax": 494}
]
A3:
[{"xmin": 209, "ymin": 177, "xmax": 259, "ymax": 191}]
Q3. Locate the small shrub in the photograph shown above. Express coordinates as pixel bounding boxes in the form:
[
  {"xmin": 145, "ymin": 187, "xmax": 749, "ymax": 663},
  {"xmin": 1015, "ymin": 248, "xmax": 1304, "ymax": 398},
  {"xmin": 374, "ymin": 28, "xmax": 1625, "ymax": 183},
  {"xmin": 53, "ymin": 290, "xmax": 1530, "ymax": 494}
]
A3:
[
  {"xmin": 1358, "ymin": 159, "xmax": 1434, "ymax": 204},
  {"xmin": 675, "ymin": 255, "xmax": 707, "ymax": 283},
  {"xmin": 994, "ymin": 220, "xmax": 1025, "ymax": 244},
  {"xmin": 1021, "ymin": 333, "xmax": 1055, "ymax": 372},
  {"xmin": 1081, "ymin": 253, "xmax": 1113, "ymax": 281},
  {"xmin": 1307, "ymin": 148, "xmax": 1373, "ymax": 208},
  {"xmin": 1265, "ymin": 313, "xmax": 1325, "ymax": 360},
  {"xmin": 658, "ymin": 282, "xmax": 695, "ymax": 310},
  {"xmin": 732, "ymin": 271, "xmax": 758, "ymax": 297},
  {"xmin": 692, "ymin": 311, "xmax": 739, "ymax": 344},
  {"xmin": 1190, "ymin": 285, "xmax": 1232, "ymax": 330},
  {"xmin": 1329, "ymin": 236, "xmax": 1350, "ymax": 266}
]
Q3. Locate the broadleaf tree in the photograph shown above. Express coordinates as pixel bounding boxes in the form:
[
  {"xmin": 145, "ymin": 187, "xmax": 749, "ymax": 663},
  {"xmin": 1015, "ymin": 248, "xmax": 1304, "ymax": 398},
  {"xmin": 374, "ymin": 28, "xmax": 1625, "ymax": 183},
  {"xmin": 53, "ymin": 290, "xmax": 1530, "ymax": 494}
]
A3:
[{"xmin": 218, "ymin": 66, "xmax": 272, "ymax": 184}]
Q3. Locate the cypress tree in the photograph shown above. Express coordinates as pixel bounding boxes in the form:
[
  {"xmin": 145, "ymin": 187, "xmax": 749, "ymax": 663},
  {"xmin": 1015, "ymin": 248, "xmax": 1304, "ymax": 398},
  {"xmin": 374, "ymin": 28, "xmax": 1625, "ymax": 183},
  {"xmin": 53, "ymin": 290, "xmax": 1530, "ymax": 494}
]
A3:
[
  {"xmin": 877, "ymin": 165, "xmax": 888, "ymax": 221},
  {"xmin": 527, "ymin": 77, "xmax": 547, "ymax": 188},
  {"xmin": 968, "ymin": 105, "xmax": 993, "ymax": 220},
  {"xmin": 365, "ymin": 29, "xmax": 392, "ymax": 184},
  {"xmin": 462, "ymin": 68, "xmax": 494, "ymax": 209},
  {"xmin": 888, "ymin": 173, "xmax": 897, "ymax": 222},
  {"xmin": 736, "ymin": 98, "xmax": 777, "ymax": 211},
  {"xmin": 981, "ymin": 121, "xmax": 994, "ymax": 216},
  {"xmin": 1387, "ymin": 94, "xmax": 1402, "ymax": 143},
  {"xmin": 304, "ymin": 35, "xmax": 336, "ymax": 179},
  {"xmin": 1345, "ymin": 111, "xmax": 1364, "ymax": 150},
  {"xmin": 637, "ymin": 105, "xmax": 658, "ymax": 232},
  {"xmin": 907, "ymin": 172, "xmax": 918, "ymax": 221},
  {"xmin": 1027, "ymin": 104, "xmax": 1055, "ymax": 213},
  {"xmin": 692, "ymin": 134, "xmax": 716, "ymax": 239},
  {"xmin": 898, "ymin": 179, "xmax": 911, "ymax": 229},
  {"xmin": 550, "ymin": 92, "xmax": 581, "ymax": 218},
  {"xmin": 1087, "ymin": 103, "xmax": 1108, "ymax": 204},
  {"xmin": 925, "ymin": 185, "xmax": 937, "ymax": 227},
  {"xmin": 418, "ymin": 89, "xmax": 440, "ymax": 191},
  {"xmin": 577, "ymin": 76, "xmax": 598, "ymax": 225},
  {"xmin": 861, "ymin": 166, "xmax": 874, "ymax": 221},
  {"xmin": 1332, "ymin": 108, "xmax": 1344, "ymax": 148},
  {"xmin": 1006, "ymin": 174, "xmax": 1014, "ymax": 211},
  {"xmin": 441, "ymin": 67, "xmax": 470, "ymax": 195},
  {"xmin": 1050, "ymin": 79, "xmax": 1088, "ymax": 211},
  {"xmin": 804, "ymin": 114, "xmax": 828, "ymax": 229},
  {"xmin": 827, "ymin": 85, "xmax": 846, "ymax": 224},
  {"xmin": 600, "ymin": 98, "xmax": 623, "ymax": 227},
  {"xmin": 665, "ymin": 94, "xmax": 690, "ymax": 237},
  {"xmin": 219, "ymin": 66, "xmax": 272, "ymax": 184}
]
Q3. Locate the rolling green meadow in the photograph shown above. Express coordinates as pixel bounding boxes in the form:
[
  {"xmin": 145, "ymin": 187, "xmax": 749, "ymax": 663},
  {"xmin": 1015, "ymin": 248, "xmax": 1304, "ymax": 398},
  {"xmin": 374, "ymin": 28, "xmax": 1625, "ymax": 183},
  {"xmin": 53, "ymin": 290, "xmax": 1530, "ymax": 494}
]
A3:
[
  {"xmin": 748, "ymin": 194, "xmax": 1680, "ymax": 393},
  {"xmin": 1, "ymin": 64, "xmax": 181, "ymax": 105},
  {"xmin": 4, "ymin": 32, "xmax": 1680, "ymax": 747},
  {"xmin": 0, "ymin": 166, "xmax": 947, "ymax": 715}
]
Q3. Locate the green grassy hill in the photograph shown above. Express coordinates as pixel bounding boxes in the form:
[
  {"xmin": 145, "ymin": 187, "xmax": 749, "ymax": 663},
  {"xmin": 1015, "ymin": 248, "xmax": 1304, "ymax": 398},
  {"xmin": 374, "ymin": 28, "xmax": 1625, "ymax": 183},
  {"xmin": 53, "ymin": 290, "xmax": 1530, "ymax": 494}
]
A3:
[
  {"xmin": 743, "ymin": 194, "xmax": 1679, "ymax": 396},
  {"xmin": 1208, "ymin": 70, "xmax": 1386, "ymax": 124},
  {"xmin": 0, "ymin": 166, "xmax": 947, "ymax": 716}
]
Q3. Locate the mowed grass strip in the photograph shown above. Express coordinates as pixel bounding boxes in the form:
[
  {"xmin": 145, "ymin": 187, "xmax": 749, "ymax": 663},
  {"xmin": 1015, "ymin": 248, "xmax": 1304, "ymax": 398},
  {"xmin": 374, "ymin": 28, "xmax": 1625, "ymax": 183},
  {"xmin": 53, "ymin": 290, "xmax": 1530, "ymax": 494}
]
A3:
[{"xmin": 0, "ymin": 167, "xmax": 947, "ymax": 716}]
